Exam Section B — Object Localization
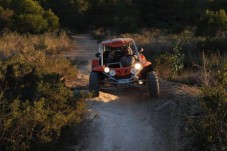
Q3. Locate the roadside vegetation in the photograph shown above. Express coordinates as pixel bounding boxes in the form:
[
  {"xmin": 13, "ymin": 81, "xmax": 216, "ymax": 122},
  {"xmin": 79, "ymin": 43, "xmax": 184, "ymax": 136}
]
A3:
[
  {"xmin": 0, "ymin": 32, "xmax": 89, "ymax": 150},
  {"xmin": 187, "ymin": 65, "xmax": 227, "ymax": 151}
]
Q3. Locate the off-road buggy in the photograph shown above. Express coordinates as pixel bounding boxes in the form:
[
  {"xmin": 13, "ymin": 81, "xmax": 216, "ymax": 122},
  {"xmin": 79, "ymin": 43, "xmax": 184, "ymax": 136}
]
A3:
[{"xmin": 89, "ymin": 38, "xmax": 159, "ymax": 97}]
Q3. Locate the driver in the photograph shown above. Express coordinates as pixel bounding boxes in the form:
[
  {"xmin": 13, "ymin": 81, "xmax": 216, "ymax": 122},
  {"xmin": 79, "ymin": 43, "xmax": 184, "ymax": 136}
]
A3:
[
  {"xmin": 107, "ymin": 50, "xmax": 114, "ymax": 63},
  {"xmin": 120, "ymin": 47, "xmax": 136, "ymax": 67}
]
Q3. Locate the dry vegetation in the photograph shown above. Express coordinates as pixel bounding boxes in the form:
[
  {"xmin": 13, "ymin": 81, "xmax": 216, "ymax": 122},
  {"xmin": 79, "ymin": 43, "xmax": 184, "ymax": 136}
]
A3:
[
  {"xmin": 0, "ymin": 32, "xmax": 72, "ymax": 57},
  {"xmin": 0, "ymin": 32, "xmax": 89, "ymax": 150},
  {"xmin": 0, "ymin": 32, "xmax": 76, "ymax": 80}
]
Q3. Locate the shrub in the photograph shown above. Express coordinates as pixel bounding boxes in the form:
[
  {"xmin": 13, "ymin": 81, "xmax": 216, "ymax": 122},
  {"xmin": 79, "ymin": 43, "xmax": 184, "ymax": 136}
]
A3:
[
  {"xmin": 197, "ymin": 9, "xmax": 227, "ymax": 37},
  {"xmin": 10, "ymin": 0, "xmax": 44, "ymax": 14},
  {"xmin": 0, "ymin": 6, "xmax": 14, "ymax": 30},
  {"xmin": 16, "ymin": 14, "xmax": 48, "ymax": 33},
  {"xmin": 188, "ymin": 85, "xmax": 227, "ymax": 151},
  {"xmin": 43, "ymin": 10, "xmax": 60, "ymax": 31},
  {"xmin": 0, "ymin": 30, "xmax": 87, "ymax": 150},
  {"xmin": 90, "ymin": 28, "xmax": 106, "ymax": 42},
  {"xmin": 155, "ymin": 45, "xmax": 184, "ymax": 79},
  {"xmin": 187, "ymin": 64, "xmax": 227, "ymax": 151},
  {"xmin": 0, "ymin": 37, "xmax": 86, "ymax": 150},
  {"xmin": 216, "ymin": 63, "xmax": 227, "ymax": 87},
  {"xmin": 0, "ymin": 75, "xmax": 86, "ymax": 150},
  {"xmin": 0, "ymin": 0, "xmax": 59, "ymax": 33}
]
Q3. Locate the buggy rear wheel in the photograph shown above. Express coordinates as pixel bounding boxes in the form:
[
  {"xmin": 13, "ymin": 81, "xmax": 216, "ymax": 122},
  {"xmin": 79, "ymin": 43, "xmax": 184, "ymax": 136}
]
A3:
[
  {"xmin": 147, "ymin": 71, "xmax": 159, "ymax": 98},
  {"xmin": 89, "ymin": 72, "xmax": 99, "ymax": 97}
]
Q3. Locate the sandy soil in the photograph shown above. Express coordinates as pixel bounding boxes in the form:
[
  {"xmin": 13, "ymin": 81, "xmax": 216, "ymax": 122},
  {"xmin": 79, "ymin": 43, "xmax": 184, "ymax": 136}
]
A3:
[{"xmin": 62, "ymin": 34, "xmax": 199, "ymax": 151}]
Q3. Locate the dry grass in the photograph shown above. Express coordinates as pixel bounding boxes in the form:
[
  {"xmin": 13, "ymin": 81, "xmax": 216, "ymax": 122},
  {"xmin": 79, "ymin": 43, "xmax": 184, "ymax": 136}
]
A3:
[
  {"xmin": 174, "ymin": 52, "xmax": 227, "ymax": 86},
  {"xmin": 0, "ymin": 31, "xmax": 73, "ymax": 60},
  {"xmin": 0, "ymin": 31, "xmax": 76, "ymax": 85}
]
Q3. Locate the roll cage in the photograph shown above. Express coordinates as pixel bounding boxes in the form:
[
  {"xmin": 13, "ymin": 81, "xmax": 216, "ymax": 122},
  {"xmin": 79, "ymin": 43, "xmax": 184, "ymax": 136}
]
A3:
[{"xmin": 98, "ymin": 38, "xmax": 142, "ymax": 66}]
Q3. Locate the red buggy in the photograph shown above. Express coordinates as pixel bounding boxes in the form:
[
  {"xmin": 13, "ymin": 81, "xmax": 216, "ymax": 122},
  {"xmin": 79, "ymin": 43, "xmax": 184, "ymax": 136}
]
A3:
[{"xmin": 89, "ymin": 38, "xmax": 159, "ymax": 97}]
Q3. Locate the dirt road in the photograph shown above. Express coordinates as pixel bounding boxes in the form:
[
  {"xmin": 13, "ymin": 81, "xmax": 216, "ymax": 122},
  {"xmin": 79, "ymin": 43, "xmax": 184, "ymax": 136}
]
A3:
[{"xmin": 64, "ymin": 34, "xmax": 199, "ymax": 151}]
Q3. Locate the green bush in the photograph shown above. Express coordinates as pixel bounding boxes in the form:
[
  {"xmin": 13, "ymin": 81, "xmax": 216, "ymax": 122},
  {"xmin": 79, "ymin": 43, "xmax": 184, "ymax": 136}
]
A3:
[
  {"xmin": 0, "ymin": 66, "xmax": 87, "ymax": 150},
  {"xmin": 16, "ymin": 14, "xmax": 48, "ymax": 33},
  {"xmin": 0, "ymin": 49, "xmax": 86, "ymax": 151},
  {"xmin": 197, "ymin": 9, "xmax": 227, "ymax": 37},
  {"xmin": 155, "ymin": 45, "xmax": 185, "ymax": 79},
  {"xmin": 43, "ymin": 10, "xmax": 60, "ymax": 31},
  {"xmin": 0, "ymin": 6, "xmax": 14, "ymax": 30},
  {"xmin": 0, "ymin": 0, "xmax": 59, "ymax": 33}
]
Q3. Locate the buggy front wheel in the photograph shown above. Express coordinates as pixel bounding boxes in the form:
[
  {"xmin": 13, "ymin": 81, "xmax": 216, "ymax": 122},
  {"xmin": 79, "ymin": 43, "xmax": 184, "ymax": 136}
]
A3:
[
  {"xmin": 147, "ymin": 71, "xmax": 159, "ymax": 98},
  {"xmin": 89, "ymin": 72, "xmax": 100, "ymax": 97}
]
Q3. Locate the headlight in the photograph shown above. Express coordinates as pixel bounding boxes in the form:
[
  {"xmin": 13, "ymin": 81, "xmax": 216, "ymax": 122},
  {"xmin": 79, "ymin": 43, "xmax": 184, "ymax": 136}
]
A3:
[
  {"xmin": 104, "ymin": 67, "xmax": 110, "ymax": 73},
  {"xmin": 134, "ymin": 63, "xmax": 142, "ymax": 70},
  {"xmin": 109, "ymin": 70, "xmax": 116, "ymax": 76},
  {"xmin": 130, "ymin": 68, "xmax": 136, "ymax": 74}
]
